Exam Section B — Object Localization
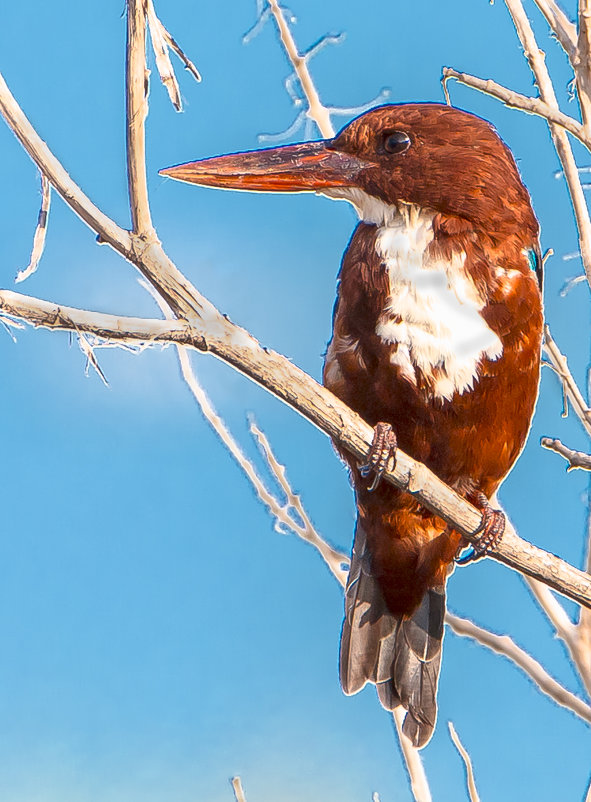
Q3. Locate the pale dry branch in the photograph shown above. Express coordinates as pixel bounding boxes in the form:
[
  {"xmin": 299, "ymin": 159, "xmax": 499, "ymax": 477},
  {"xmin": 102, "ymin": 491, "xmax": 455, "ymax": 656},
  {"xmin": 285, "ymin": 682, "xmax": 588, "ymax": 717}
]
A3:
[
  {"xmin": 142, "ymin": 279, "xmax": 350, "ymax": 586},
  {"xmin": 267, "ymin": 0, "xmax": 335, "ymax": 137},
  {"xmin": 126, "ymin": 0, "xmax": 154, "ymax": 236},
  {"xmin": 448, "ymin": 723, "xmax": 480, "ymax": 802},
  {"xmin": 504, "ymin": 0, "xmax": 591, "ymax": 284},
  {"xmin": 161, "ymin": 28, "xmax": 201, "ymax": 82},
  {"xmin": 442, "ymin": 68, "xmax": 589, "ymax": 147},
  {"xmin": 526, "ymin": 577, "xmax": 578, "ymax": 644},
  {"xmin": 533, "ymin": 0, "xmax": 577, "ymax": 59},
  {"xmin": 579, "ymin": 484, "xmax": 591, "ymax": 689},
  {"xmin": 541, "ymin": 436, "xmax": 591, "ymax": 470},
  {"xmin": 231, "ymin": 776, "xmax": 247, "ymax": 802},
  {"xmin": 250, "ymin": 422, "xmax": 349, "ymax": 584},
  {"xmin": 1, "ymin": 0, "xmax": 591, "ymax": 607},
  {"xmin": 146, "ymin": 0, "xmax": 182, "ymax": 111},
  {"xmin": 392, "ymin": 708, "xmax": 432, "ymax": 802},
  {"xmin": 146, "ymin": 0, "xmax": 200, "ymax": 111},
  {"xmin": 446, "ymin": 611, "xmax": 591, "ymax": 722},
  {"xmin": 576, "ymin": 0, "xmax": 591, "ymax": 131},
  {"xmin": 15, "ymin": 173, "xmax": 50, "ymax": 284},
  {"xmin": 526, "ymin": 577, "xmax": 591, "ymax": 697},
  {"xmin": 1, "ymin": 297, "xmax": 591, "ymax": 608},
  {"xmin": 543, "ymin": 325, "xmax": 591, "ymax": 436},
  {"xmin": 77, "ymin": 334, "xmax": 109, "ymax": 386}
]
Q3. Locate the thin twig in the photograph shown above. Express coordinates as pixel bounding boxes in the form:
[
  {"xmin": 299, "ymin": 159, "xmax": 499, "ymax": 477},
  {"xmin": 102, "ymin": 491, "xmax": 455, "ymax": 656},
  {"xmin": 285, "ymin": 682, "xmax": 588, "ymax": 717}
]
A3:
[
  {"xmin": 448, "ymin": 723, "xmax": 480, "ymax": 802},
  {"xmin": 231, "ymin": 776, "xmax": 247, "ymax": 802},
  {"xmin": 541, "ymin": 437, "xmax": 591, "ymax": 470},
  {"xmin": 578, "ymin": 476, "xmax": 591, "ymax": 691},
  {"xmin": 15, "ymin": 173, "xmax": 50, "ymax": 283},
  {"xmin": 544, "ymin": 325, "xmax": 591, "ymax": 436},
  {"xmin": 267, "ymin": 0, "xmax": 334, "ymax": 137},
  {"xmin": 161, "ymin": 27, "xmax": 201, "ymax": 82},
  {"xmin": 504, "ymin": 0, "xmax": 591, "ymax": 285},
  {"xmin": 526, "ymin": 577, "xmax": 591, "ymax": 698},
  {"xmin": 392, "ymin": 708, "xmax": 432, "ymax": 802},
  {"xmin": 442, "ymin": 68, "xmax": 589, "ymax": 148},
  {"xmin": 126, "ymin": 0, "xmax": 154, "ymax": 236},
  {"xmin": 250, "ymin": 422, "xmax": 349, "ymax": 584},
  {"xmin": 446, "ymin": 611, "xmax": 591, "ymax": 722},
  {"xmin": 576, "ymin": 0, "xmax": 591, "ymax": 132},
  {"xmin": 142, "ymin": 280, "xmax": 350, "ymax": 587},
  {"xmin": 533, "ymin": 0, "xmax": 577, "ymax": 60},
  {"xmin": 146, "ymin": 0, "xmax": 183, "ymax": 111}
]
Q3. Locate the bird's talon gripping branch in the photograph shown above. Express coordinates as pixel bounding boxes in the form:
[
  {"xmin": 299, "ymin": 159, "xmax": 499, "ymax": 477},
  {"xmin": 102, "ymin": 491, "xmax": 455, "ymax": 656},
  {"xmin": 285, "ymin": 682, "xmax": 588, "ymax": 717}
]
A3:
[
  {"xmin": 359, "ymin": 422, "xmax": 397, "ymax": 492},
  {"xmin": 456, "ymin": 492, "xmax": 506, "ymax": 565}
]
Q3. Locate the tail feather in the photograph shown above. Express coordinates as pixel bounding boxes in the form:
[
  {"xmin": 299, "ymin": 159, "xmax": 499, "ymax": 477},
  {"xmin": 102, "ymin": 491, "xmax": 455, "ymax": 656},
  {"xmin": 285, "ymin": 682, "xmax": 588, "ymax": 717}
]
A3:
[{"xmin": 340, "ymin": 524, "xmax": 445, "ymax": 749}]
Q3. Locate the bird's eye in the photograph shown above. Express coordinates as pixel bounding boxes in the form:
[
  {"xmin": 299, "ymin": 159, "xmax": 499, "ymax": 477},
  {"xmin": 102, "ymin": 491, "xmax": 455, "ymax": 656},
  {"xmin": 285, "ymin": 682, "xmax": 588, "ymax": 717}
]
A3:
[{"xmin": 382, "ymin": 131, "xmax": 411, "ymax": 154}]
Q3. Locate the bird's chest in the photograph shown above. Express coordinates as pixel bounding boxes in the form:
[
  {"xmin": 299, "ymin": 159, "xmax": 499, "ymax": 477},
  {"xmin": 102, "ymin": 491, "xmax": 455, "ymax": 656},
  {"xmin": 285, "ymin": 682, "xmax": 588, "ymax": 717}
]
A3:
[{"xmin": 367, "ymin": 215, "xmax": 502, "ymax": 402}]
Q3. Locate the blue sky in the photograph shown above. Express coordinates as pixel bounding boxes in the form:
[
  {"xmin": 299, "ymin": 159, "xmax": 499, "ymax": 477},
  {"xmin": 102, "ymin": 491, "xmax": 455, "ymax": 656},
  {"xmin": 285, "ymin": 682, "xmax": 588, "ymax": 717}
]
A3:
[{"xmin": 0, "ymin": 1, "xmax": 589, "ymax": 800}]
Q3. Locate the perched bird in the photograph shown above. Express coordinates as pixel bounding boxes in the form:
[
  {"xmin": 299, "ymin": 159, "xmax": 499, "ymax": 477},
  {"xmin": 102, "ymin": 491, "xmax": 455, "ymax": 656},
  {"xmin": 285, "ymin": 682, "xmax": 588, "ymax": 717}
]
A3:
[{"xmin": 160, "ymin": 103, "xmax": 543, "ymax": 747}]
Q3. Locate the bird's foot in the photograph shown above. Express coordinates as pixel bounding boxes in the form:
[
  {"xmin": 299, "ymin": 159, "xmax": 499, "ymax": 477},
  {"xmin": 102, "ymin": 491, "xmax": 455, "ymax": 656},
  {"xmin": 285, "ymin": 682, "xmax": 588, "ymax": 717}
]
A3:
[
  {"xmin": 455, "ymin": 492, "xmax": 506, "ymax": 565},
  {"xmin": 359, "ymin": 422, "xmax": 397, "ymax": 492}
]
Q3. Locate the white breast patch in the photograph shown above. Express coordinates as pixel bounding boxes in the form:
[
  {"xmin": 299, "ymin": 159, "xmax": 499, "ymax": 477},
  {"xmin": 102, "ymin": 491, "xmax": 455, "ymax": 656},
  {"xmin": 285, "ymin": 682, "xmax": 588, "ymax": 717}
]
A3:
[{"xmin": 324, "ymin": 188, "xmax": 503, "ymax": 401}]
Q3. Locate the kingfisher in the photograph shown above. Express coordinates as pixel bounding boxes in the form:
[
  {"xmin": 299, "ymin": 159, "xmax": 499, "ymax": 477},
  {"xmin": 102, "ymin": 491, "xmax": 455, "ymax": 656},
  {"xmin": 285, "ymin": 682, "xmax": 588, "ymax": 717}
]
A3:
[{"xmin": 160, "ymin": 104, "xmax": 543, "ymax": 747}]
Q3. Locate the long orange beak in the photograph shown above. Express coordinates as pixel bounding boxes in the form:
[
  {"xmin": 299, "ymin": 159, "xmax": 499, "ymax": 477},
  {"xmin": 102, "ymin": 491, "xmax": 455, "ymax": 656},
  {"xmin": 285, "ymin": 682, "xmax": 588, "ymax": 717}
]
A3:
[{"xmin": 159, "ymin": 141, "xmax": 370, "ymax": 192}]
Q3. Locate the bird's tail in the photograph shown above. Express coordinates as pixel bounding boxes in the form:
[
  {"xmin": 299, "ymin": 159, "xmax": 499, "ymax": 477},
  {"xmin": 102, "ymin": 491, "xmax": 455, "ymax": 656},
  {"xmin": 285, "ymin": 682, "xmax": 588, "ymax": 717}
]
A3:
[{"xmin": 339, "ymin": 523, "xmax": 445, "ymax": 748}]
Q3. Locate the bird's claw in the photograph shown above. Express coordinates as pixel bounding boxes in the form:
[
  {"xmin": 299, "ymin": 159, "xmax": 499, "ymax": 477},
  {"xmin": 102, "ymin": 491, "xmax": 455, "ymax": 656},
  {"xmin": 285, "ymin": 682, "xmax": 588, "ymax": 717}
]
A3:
[
  {"xmin": 359, "ymin": 422, "xmax": 397, "ymax": 492},
  {"xmin": 455, "ymin": 492, "xmax": 505, "ymax": 565}
]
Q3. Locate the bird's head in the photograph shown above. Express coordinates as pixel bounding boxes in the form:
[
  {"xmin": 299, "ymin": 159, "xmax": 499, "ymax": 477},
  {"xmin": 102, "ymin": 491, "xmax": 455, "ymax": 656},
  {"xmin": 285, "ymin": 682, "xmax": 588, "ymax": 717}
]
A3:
[{"xmin": 160, "ymin": 103, "xmax": 537, "ymax": 241}]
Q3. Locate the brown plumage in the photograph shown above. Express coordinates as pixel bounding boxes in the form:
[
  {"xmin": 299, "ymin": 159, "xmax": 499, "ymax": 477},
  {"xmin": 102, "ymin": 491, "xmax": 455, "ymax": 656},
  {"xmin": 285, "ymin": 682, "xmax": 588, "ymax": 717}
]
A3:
[{"xmin": 160, "ymin": 102, "xmax": 543, "ymax": 748}]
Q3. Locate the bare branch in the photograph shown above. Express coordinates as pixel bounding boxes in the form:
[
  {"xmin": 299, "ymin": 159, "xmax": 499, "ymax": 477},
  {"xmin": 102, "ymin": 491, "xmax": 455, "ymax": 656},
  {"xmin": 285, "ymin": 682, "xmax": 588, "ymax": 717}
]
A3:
[
  {"xmin": 442, "ymin": 68, "xmax": 589, "ymax": 147},
  {"xmin": 231, "ymin": 776, "xmax": 247, "ymax": 802},
  {"xmin": 267, "ymin": 0, "xmax": 335, "ymax": 137},
  {"xmin": 250, "ymin": 422, "xmax": 349, "ymax": 584},
  {"xmin": 15, "ymin": 173, "xmax": 51, "ymax": 284},
  {"xmin": 78, "ymin": 333, "xmax": 109, "ymax": 386},
  {"xmin": 544, "ymin": 325, "xmax": 591, "ymax": 436},
  {"xmin": 577, "ymin": 482, "xmax": 591, "ymax": 694},
  {"xmin": 1, "ymin": 285, "xmax": 591, "ymax": 609},
  {"xmin": 448, "ymin": 722, "xmax": 480, "ymax": 802},
  {"xmin": 146, "ymin": 0, "xmax": 201, "ymax": 108},
  {"xmin": 161, "ymin": 27, "xmax": 201, "ymax": 82},
  {"xmin": 0, "ymin": 70, "xmax": 132, "ymax": 254},
  {"xmin": 504, "ymin": 0, "xmax": 591, "ymax": 285},
  {"xmin": 126, "ymin": 0, "xmax": 154, "ymax": 236},
  {"xmin": 446, "ymin": 611, "xmax": 591, "ymax": 722},
  {"xmin": 576, "ymin": 0, "xmax": 591, "ymax": 131},
  {"xmin": 142, "ymin": 279, "xmax": 350, "ymax": 586},
  {"xmin": 146, "ymin": 0, "xmax": 182, "ymax": 111},
  {"xmin": 392, "ymin": 708, "xmax": 432, "ymax": 802},
  {"xmin": 533, "ymin": 0, "xmax": 577, "ymax": 60},
  {"xmin": 541, "ymin": 437, "xmax": 591, "ymax": 470},
  {"xmin": 526, "ymin": 577, "xmax": 591, "ymax": 697}
]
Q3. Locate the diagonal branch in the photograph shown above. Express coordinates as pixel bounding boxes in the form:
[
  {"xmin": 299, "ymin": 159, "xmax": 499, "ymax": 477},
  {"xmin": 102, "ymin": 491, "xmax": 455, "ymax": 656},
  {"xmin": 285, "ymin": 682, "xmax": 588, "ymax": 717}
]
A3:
[
  {"xmin": 541, "ymin": 437, "xmax": 591, "ymax": 471},
  {"xmin": 534, "ymin": 0, "xmax": 577, "ymax": 60},
  {"xmin": 442, "ymin": 68, "xmax": 590, "ymax": 147},
  {"xmin": 577, "ymin": 0, "xmax": 591, "ymax": 132},
  {"xmin": 126, "ymin": 0, "xmax": 154, "ymax": 237},
  {"xmin": 448, "ymin": 723, "xmax": 480, "ymax": 802},
  {"xmin": 544, "ymin": 325, "xmax": 591, "ymax": 436},
  {"xmin": 1, "ymin": 285, "xmax": 591, "ymax": 609},
  {"xmin": 267, "ymin": 0, "xmax": 335, "ymax": 138},
  {"xmin": 504, "ymin": 0, "xmax": 591, "ymax": 285},
  {"xmin": 447, "ymin": 611, "xmax": 591, "ymax": 722}
]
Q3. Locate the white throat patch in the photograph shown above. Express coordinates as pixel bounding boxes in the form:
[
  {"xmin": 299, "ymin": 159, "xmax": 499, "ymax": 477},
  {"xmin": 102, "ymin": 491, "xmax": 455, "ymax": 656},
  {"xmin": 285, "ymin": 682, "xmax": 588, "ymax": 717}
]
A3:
[{"xmin": 324, "ymin": 188, "xmax": 503, "ymax": 400}]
